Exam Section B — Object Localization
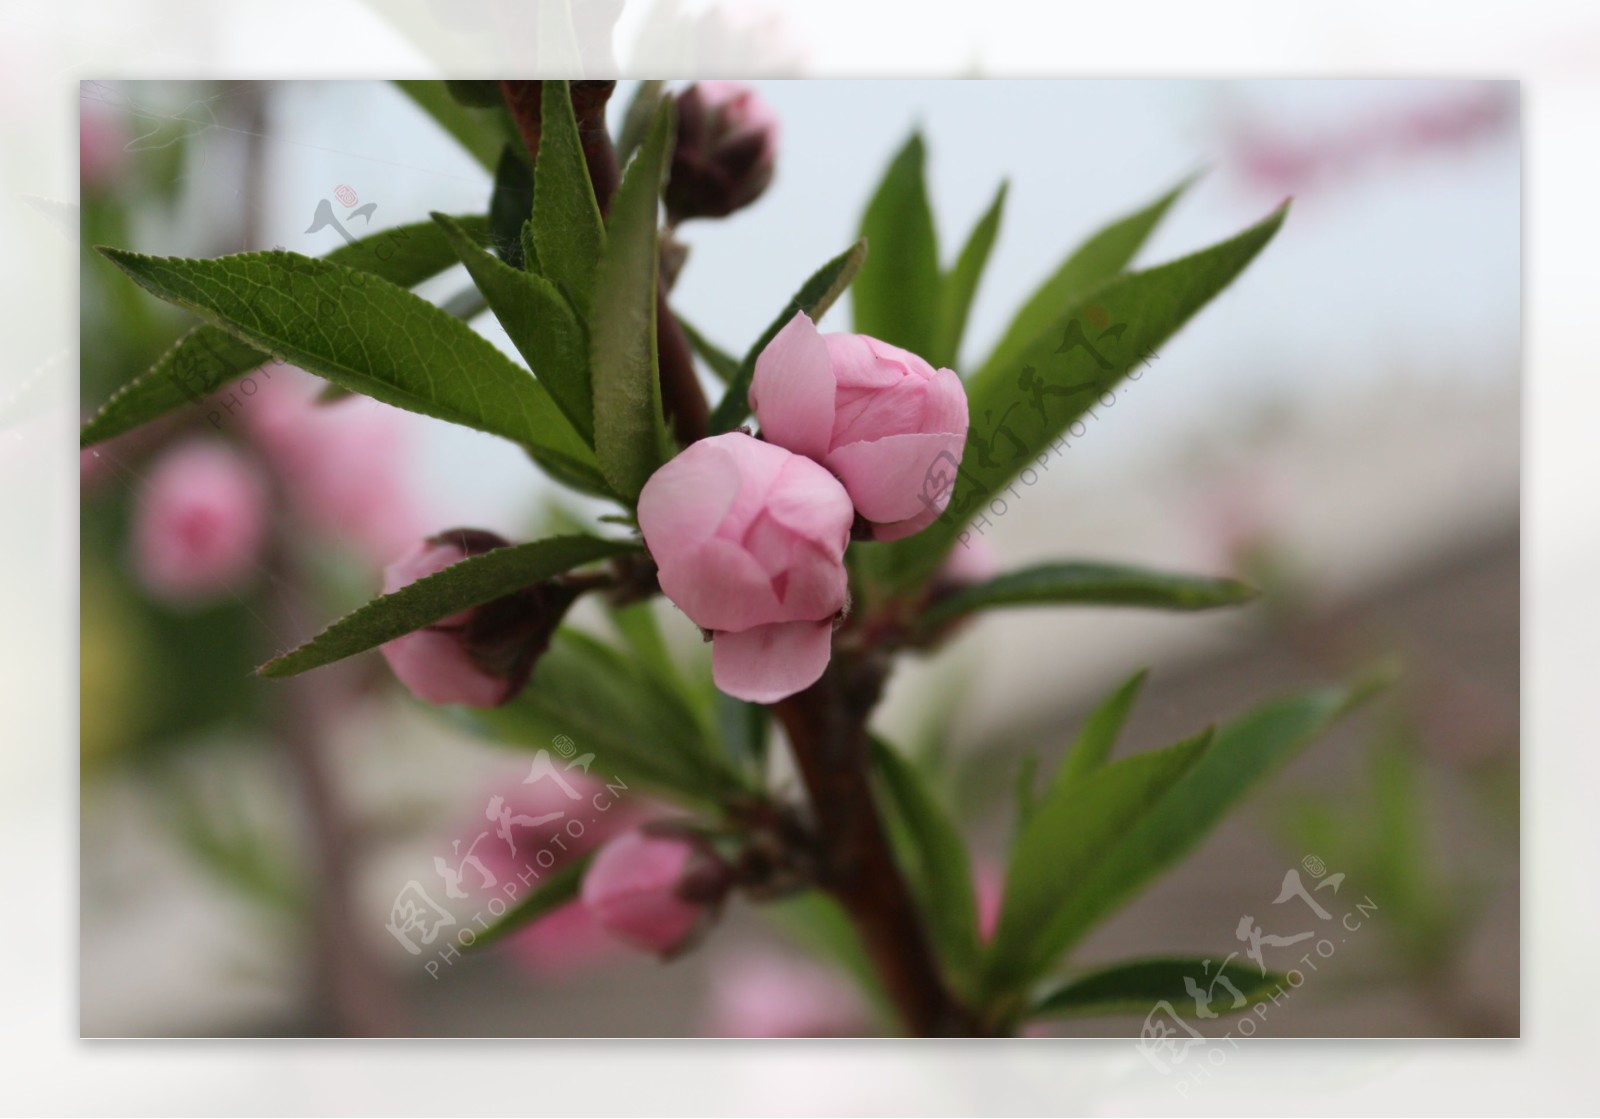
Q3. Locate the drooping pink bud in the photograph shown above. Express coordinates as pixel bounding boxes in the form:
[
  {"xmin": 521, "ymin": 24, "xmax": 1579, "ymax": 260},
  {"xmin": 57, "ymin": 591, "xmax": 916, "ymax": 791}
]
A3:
[
  {"xmin": 581, "ymin": 829, "xmax": 726, "ymax": 958},
  {"xmin": 378, "ymin": 529, "xmax": 576, "ymax": 708},
  {"xmin": 664, "ymin": 81, "xmax": 779, "ymax": 223},
  {"xmin": 131, "ymin": 439, "xmax": 269, "ymax": 604},
  {"xmin": 750, "ymin": 312, "xmax": 969, "ymax": 541},
  {"xmin": 637, "ymin": 432, "xmax": 854, "ymax": 703}
]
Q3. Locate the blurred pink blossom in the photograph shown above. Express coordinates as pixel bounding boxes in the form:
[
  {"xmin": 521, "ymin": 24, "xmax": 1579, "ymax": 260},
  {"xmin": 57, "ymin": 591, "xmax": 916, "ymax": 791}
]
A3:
[
  {"xmin": 244, "ymin": 367, "xmax": 427, "ymax": 567},
  {"xmin": 131, "ymin": 438, "xmax": 268, "ymax": 604},
  {"xmin": 704, "ymin": 951, "xmax": 870, "ymax": 1037}
]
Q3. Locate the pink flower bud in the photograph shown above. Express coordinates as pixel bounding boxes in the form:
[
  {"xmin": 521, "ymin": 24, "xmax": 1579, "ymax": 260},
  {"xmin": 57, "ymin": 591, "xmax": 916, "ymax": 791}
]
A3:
[
  {"xmin": 581, "ymin": 830, "xmax": 724, "ymax": 958},
  {"xmin": 131, "ymin": 439, "xmax": 268, "ymax": 604},
  {"xmin": 750, "ymin": 312, "xmax": 969, "ymax": 541},
  {"xmin": 664, "ymin": 81, "xmax": 779, "ymax": 223},
  {"xmin": 378, "ymin": 529, "xmax": 576, "ymax": 708},
  {"xmin": 637, "ymin": 432, "xmax": 854, "ymax": 703}
]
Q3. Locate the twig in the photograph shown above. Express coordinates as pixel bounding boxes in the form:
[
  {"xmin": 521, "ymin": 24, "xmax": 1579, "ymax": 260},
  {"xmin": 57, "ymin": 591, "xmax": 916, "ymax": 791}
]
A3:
[{"xmin": 772, "ymin": 654, "xmax": 976, "ymax": 1036}]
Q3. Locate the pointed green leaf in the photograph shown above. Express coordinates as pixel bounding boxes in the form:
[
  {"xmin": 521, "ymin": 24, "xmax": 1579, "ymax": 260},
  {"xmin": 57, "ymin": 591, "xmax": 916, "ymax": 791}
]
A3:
[
  {"xmin": 876, "ymin": 200, "xmax": 1288, "ymax": 592},
  {"xmin": 1051, "ymin": 668, "xmax": 1150, "ymax": 790},
  {"xmin": 533, "ymin": 81, "xmax": 607, "ymax": 314},
  {"xmin": 919, "ymin": 563, "xmax": 1258, "ymax": 630},
  {"xmin": 936, "ymin": 180, "xmax": 1008, "ymax": 369},
  {"xmin": 394, "ymin": 80, "xmax": 505, "ymax": 172},
  {"xmin": 94, "ymin": 247, "xmax": 599, "ymax": 478},
  {"xmin": 976, "ymin": 173, "xmax": 1198, "ymax": 385},
  {"xmin": 707, "ymin": 238, "xmax": 867, "ymax": 434},
  {"xmin": 1037, "ymin": 681, "xmax": 1375, "ymax": 964},
  {"xmin": 852, "ymin": 132, "xmax": 940, "ymax": 357},
  {"xmin": 432, "ymin": 212, "xmax": 592, "ymax": 441},
  {"xmin": 987, "ymin": 731, "xmax": 1213, "ymax": 993},
  {"xmin": 871, "ymin": 736, "xmax": 981, "ymax": 987},
  {"xmin": 1030, "ymin": 958, "xmax": 1285, "ymax": 1020},
  {"xmin": 470, "ymin": 851, "xmax": 594, "ymax": 949},
  {"xmin": 259, "ymin": 535, "xmax": 636, "ymax": 678},
  {"xmin": 589, "ymin": 98, "xmax": 674, "ymax": 501},
  {"xmin": 81, "ymin": 215, "xmax": 490, "ymax": 447}
]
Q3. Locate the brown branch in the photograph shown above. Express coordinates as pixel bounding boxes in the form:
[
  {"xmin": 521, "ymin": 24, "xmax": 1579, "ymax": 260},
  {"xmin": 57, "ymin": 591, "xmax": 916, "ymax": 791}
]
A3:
[{"xmin": 772, "ymin": 655, "xmax": 976, "ymax": 1036}]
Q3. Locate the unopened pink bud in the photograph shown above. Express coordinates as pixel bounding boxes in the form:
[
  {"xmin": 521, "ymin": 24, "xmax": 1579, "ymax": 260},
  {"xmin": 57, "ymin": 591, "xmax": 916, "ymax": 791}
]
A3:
[
  {"xmin": 750, "ymin": 312, "xmax": 969, "ymax": 541},
  {"xmin": 131, "ymin": 439, "xmax": 268, "ymax": 604},
  {"xmin": 665, "ymin": 81, "xmax": 779, "ymax": 223},
  {"xmin": 580, "ymin": 830, "xmax": 724, "ymax": 958},
  {"xmin": 378, "ymin": 529, "xmax": 575, "ymax": 708}
]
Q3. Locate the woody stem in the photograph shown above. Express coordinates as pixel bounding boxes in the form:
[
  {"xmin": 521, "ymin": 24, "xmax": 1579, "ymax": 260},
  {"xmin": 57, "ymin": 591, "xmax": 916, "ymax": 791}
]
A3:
[{"xmin": 772, "ymin": 655, "xmax": 976, "ymax": 1036}]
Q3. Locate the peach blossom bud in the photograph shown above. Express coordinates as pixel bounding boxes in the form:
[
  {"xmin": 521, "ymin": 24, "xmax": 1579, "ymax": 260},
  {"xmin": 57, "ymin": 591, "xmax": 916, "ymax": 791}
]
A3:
[
  {"xmin": 665, "ymin": 81, "xmax": 779, "ymax": 223},
  {"xmin": 751, "ymin": 312, "xmax": 969, "ymax": 541},
  {"xmin": 581, "ymin": 829, "xmax": 726, "ymax": 958},
  {"xmin": 378, "ymin": 529, "xmax": 576, "ymax": 708}
]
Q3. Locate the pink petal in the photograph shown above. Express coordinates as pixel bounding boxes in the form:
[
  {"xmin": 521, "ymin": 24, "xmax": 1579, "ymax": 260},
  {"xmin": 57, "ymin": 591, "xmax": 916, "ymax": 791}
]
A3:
[
  {"xmin": 658, "ymin": 536, "xmax": 782, "ymax": 633},
  {"xmin": 827, "ymin": 431, "xmax": 968, "ymax": 525},
  {"xmin": 750, "ymin": 312, "xmax": 834, "ymax": 461},
  {"xmin": 711, "ymin": 620, "xmax": 834, "ymax": 703},
  {"xmin": 380, "ymin": 630, "xmax": 507, "ymax": 707},
  {"xmin": 638, "ymin": 437, "xmax": 746, "ymax": 564},
  {"xmin": 762, "ymin": 453, "xmax": 855, "ymax": 553},
  {"xmin": 823, "ymin": 333, "xmax": 903, "ymax": 390},
  {"xmin": 872, "ymin": 502, "xmax": 945, "ymax": 542},
  {"xmin": 923, "ymin": 366, "xmax": 970, "ymax": 435}
]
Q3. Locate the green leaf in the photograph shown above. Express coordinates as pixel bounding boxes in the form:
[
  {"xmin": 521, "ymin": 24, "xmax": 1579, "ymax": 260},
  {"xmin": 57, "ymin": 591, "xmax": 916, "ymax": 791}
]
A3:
[
  {"xmin": 532, "ymin": 81, "xmax": 606, "ymax": 314},
  {"xmin": 920, "ymin": 562, "xmax": 1258, "ymax": 630},
  {"xmin": 852, "ymin": 131, "xmax": 941, "ymax": 358},
  {"xmin": 1036, "ymin": 681, "xmax": 1374, "ymax": 965},
  {"xmin": 935, "ymin": 180, "xmax": 1008, "ymax": 369},
  {"xmin": 976, "ymin": 173, "xmax": 1198, "ymax": 386},
  {"xmin": 1051, "ymin": 668, "xmax": 1149, "ymax": 790},
  {"xmin": 94, "ymin": 247, "xmax": 600, "ymax": 479},
  {"xmin": 877, "ymin": 200, "xmax": 1288, "ymax": 592},
  {"xmin": 259, "ymin": 535, "xmax": 635, "ymax": 678},
  {"xmin": 394, "ymin": 80, "xmax": 505, "ymax": 172},
  {"xmin": 444, "ymin": 80, "xmax": 504, "ymax": 109},
  {"xmin": 707, "ymin": 239, "xmax": 868, "ymax": 434},
  {"xmin": 489, "ymin": 145, "xmax": 535, "ymax": 268},
  {"xmin": 871, "ymin": 736, "xmax": 981, "ymax": 989},
  {"xmin": 589, "ymin": 97, "xmax": 674, "ymax": 502},
  {"xmin": 431, "ymin": 212, "xmax": 592, "ymax": 442},
  {"xmin": 468, "ymin": 628, "xmax": 736, "ymax": 804},
  {"xmin": 677, "ymin": 317, "xmax": 741, "ymax": 384},
  {"xmin": 617, "ymin": 80, "xmax": 666, "ymax": 168},
  {"xmin": 1030, "ymin": 958, "xmax": 1285, "ymax": 1020},
  {"xmin": 986, "ymin": 730, "xmax": 1213, "ymax": 993},
  {"xmin": 81, "ymin": 215, "xmax": 490, "ymax": 447},
  {"xmin": 470, "ymin": 851, "xmax": 593, "ymax": 950}
]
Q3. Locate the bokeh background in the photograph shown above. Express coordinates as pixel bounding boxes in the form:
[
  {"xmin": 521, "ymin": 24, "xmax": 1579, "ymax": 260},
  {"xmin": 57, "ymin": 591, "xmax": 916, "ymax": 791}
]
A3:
[{"xmin": 78, "ymin": 75, "xmax": 1518, "ymax": 1038}]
